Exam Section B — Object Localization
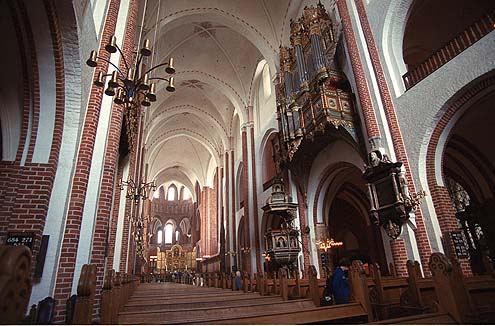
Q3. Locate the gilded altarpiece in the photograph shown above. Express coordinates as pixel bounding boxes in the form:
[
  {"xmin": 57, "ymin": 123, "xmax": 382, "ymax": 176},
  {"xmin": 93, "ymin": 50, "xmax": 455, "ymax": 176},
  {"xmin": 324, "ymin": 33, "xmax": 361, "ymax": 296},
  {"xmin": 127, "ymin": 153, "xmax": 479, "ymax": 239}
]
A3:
[{"xmin": 157, "ymin": 244, "xmax": 197, "ymax": 272}]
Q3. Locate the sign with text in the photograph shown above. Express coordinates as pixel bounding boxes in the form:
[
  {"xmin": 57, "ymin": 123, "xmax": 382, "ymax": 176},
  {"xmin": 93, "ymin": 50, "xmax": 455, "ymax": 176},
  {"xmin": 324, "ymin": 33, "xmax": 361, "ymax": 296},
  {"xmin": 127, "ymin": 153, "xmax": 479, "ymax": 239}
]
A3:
[
  {"xmin": 450, "ymin": 231, "xmax": 469, "ymax": 259},
  {"xmin": 6, "ymin": 232, "xmax": 35, "ymax": 250}
]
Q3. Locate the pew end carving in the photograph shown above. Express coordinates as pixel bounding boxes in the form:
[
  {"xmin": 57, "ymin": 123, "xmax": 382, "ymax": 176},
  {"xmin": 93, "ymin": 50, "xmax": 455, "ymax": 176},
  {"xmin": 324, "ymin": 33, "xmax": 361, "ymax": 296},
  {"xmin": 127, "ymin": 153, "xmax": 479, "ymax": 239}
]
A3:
[
  {"xmin": 72, "ymin": 264, "xmax": 97, "ymax": 324},
  {"xmin": 0, "ymin": 246, "xmax": 32, "ymax": 324}
]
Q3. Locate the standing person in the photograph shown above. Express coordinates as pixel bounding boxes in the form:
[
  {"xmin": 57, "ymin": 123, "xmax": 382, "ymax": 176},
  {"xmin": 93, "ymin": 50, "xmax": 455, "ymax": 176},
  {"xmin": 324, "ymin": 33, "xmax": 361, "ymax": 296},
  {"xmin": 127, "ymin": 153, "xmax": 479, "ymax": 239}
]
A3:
[
  {"xmin": 332, "ymin": 258, "xmax": 351, "ymax": 304},
  {"xmin": 235, "ymin": 270, "xmax": 242, "ymax": 290}
]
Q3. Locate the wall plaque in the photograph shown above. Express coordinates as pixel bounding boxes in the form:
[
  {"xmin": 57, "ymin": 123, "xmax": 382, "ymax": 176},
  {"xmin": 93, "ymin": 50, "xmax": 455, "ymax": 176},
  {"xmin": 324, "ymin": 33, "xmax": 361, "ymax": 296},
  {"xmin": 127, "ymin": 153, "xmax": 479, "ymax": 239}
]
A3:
[
  {"xmin": 450, "ymin": 231, "xmax": 469, "ymax": 258},
  {"xmin": 6, "ymin": 232, "xmax": 35, "ymax": 250}
]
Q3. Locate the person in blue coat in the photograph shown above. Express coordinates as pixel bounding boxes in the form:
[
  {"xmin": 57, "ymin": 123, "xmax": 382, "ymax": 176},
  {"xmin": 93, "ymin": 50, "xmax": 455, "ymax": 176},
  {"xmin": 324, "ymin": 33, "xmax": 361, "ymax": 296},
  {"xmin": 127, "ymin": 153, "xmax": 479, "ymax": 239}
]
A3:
[
  {"xmin": 332, "ymin": 258, "xmax": 351, "ymax": 304},
  {"xmin": 235, "ymin": 270, "xmax": 242, "ymax": 290}
]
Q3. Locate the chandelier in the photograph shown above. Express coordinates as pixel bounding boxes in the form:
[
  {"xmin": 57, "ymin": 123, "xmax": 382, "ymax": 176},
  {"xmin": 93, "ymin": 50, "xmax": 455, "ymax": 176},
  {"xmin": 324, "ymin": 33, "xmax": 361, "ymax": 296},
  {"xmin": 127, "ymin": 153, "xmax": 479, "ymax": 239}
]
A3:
[
  {"xmin": 316, "ymin": 238, "xmax": 343, "ymax": 251},
  {"xmin": 118, "ymin": 177, "xmax": 157, "ymax": 205},
  {"xmin": 118, "ymin": 176, "xmax": 156, "ymax": 260},
  {"xmin": 86, "ymin": 35, "xmax": 176, "ymax": 148}
]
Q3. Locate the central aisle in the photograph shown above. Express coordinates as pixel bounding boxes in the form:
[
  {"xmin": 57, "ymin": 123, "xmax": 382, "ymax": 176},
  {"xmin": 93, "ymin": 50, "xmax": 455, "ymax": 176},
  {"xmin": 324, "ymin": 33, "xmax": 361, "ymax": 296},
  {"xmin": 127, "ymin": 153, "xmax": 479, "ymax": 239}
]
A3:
[{"xmin": 117, "ymin": 282, "xmax": 367, "ymax": 324}]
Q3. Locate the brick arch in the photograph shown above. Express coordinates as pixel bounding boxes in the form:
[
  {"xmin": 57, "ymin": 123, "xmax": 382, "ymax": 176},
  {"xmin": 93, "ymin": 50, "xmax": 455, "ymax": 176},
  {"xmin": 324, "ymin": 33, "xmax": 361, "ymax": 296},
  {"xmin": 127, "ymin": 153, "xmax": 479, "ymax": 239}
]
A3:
[
  {"xmin": 259, "ymin": 129, "xmax": 278, "ymax": 189},
  {"xmin": 425, "ymin": 71, "xmax": 495, "ymax": 275}
]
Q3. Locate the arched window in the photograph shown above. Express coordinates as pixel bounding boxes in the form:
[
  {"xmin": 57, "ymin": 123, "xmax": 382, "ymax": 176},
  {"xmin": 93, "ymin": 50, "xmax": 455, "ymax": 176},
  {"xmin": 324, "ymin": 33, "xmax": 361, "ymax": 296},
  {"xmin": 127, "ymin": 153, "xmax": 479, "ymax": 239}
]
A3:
[
  {"xmin": 167, "ymin": 185, "xmax": 176, "ymax": 201},
  {"xmin": 262, "ymin": 64, "xmax": 272, "ymax": 98},
  {"xmin": 175, "ymin": 230, "xmax": 179, "ymax": 242},
  {"xmin": 157, "ymin": 229, "xmax": 163, "ymax": 244},
  {"xmin": 183, "ymin": 188, "xmax": 191, "ymax": 200},
  {"xmin": 164, "ymin": 223, "xmax": 174, "ymax": 244}
]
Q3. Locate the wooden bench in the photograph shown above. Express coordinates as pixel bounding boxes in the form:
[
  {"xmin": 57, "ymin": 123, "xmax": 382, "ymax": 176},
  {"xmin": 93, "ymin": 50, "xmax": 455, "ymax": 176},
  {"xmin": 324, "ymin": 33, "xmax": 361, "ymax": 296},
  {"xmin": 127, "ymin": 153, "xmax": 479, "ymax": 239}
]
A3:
[
  {"xmin": 189, "ymin": 302, "xmax": 368, "ymax": 325},
  {"xmin": 119, "ymin": 297, "xmax": 317, "ymax": 324},
  {"xmin": 369, "ymin": 312, "xmax": 456, "ymax": 324},
  {"xmin": 367, "ymin": 263, "xmax": 409, "ymax": 320}
]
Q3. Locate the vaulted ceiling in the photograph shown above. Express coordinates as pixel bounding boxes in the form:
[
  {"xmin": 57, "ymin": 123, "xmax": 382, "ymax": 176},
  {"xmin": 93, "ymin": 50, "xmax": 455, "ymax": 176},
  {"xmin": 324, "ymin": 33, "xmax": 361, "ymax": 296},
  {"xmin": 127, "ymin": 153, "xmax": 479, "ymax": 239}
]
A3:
[{"xmin": 141, "ymin": 0, "xmax": 305, "ymax": 194}]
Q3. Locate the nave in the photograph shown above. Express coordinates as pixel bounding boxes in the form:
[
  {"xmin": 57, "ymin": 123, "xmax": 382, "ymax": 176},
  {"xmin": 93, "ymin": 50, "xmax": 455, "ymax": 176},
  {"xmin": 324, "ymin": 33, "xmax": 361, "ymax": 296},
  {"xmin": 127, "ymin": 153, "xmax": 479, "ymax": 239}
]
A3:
[{"xmin": 117, "ymin": 282, "xmax": 368, "ymax": 324}]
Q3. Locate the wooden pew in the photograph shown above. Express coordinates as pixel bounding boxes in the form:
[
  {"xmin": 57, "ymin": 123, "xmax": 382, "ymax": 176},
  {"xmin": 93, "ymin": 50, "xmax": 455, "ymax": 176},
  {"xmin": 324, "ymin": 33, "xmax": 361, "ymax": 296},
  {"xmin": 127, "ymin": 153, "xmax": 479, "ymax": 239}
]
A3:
[
  {"xmin": 73, "ymin": 264, "xmax": 97, "ymax": 324},
  {"xmin": 0, "ymin": 245, "xmax": 32, "ymax": 324},
  {"xmin": 429, "ymin": 252, "xmax": 475, "ymax": 324},
  {"xmin": 399, "ymin": 260, "xmax": 436, "ymax": 314},
  {"xmin": 280, "ymin": 268, "xmax": 289, "ymax": 301},
  {"xmin": 100, "ymin": 269, "xmax": 115, "ymax": 324},
  {"xmin": 99, "ymin": 270, "xmax": 141, "ymax": 324},
  {"xmin": 350, "ymin": 260, "xmax": 374, "ymax": 322},
  {"xmin": 451, "ymin": 256, "xmax": 495, "ymax": 322}
]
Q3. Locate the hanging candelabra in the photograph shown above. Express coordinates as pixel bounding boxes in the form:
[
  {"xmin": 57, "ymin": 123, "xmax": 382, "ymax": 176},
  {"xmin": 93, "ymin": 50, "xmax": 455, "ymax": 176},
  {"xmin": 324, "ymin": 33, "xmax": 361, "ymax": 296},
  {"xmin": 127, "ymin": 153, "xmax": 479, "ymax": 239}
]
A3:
[
  {"xmin": 86, "ymin": 35, "xmax": 176, "ymax": 149},
  {"xmin": 118, "ymin": 177, "xmax": 157, "ymax": 205},
  {"xmin": 118, "ymin": 177, "xmax": 156, "ymax": 259}
]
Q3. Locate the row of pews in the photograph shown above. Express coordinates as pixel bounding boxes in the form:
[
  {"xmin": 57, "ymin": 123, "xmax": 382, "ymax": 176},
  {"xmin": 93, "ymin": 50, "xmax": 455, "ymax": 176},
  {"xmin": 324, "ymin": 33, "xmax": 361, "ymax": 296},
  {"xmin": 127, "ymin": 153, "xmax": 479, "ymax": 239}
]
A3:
[
  {"xmin": 352, "ymin": 253, "xmax": 495, "ymax": 324},
  {"xmin": 1, "ymin": 244, "xmax": 494, "ymax": 324},
  {"xmin": 118, "ymin": 275, "xmax": 368, "ymax": 324}
]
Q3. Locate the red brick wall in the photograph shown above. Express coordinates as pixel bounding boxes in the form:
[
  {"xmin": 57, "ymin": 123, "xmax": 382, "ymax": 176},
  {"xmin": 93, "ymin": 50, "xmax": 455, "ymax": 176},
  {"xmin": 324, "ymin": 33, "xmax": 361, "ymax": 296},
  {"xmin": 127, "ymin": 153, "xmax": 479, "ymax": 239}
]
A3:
[{"xmin": 52, "ymin": 0, "xmax": 121, "ymax": 321}]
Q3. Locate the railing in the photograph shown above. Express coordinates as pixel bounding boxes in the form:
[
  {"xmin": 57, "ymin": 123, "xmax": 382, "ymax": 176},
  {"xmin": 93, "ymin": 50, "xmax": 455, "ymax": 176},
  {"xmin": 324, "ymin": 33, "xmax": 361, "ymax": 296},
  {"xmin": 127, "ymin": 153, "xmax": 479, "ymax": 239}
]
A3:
[{"xmin": 403, "ymin": 12, "xmax": 494, "ymax": 90}]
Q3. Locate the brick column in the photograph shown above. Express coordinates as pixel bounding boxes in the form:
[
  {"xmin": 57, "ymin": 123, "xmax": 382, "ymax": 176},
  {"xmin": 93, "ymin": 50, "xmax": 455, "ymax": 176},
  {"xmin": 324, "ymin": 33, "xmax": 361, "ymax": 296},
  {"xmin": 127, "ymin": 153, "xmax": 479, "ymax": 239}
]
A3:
[
  {"xmin": 241, "ymin": 125, "xmax": 251, "ymax": 273},
  {"xmin": 230, "ymin": 149, "xmax": 237, "ymax": 268},
  {"xmin": 335, "ymin": 0, "xmax": 381, "ymax": 140},
  {"xmin": 89, "ymin": 0, "xmax": 142, "ymax": 306},
  {"xmin": 105, "ymin": 162, "xmax": 124, "ymax": 272},
  {"xmin": 249, "ymin": 126, "xmax": 261, "ymax": 273},
  {"xmin": 336, "ymin": 0, "xmax": 409, "ymax": 276},
  {"xmin": 224, "ymin": 151, "xmax": 230, "ymax": 271},
  {"xmin": 353, "ymin": 0, "xmax": 433, "ymax": 274},
  {"xmin": 52, "ymin": 0, "xmax": 121, "ymax": 322},
  {"xmin": 390, "ymin": 238, "xmax": 407, "ymax": 276},
  {"xmin": 296, "ymin": 189, "xmax": 310, "ymax": 277}
]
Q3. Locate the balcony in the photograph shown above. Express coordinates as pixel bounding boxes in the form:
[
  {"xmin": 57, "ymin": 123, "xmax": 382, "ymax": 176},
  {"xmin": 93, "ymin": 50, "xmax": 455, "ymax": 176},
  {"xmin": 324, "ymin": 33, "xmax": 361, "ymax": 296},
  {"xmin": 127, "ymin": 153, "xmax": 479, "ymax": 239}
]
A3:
[{"xmin": 403, "ymin": 11, "xmax": 494, "ymax": 90}]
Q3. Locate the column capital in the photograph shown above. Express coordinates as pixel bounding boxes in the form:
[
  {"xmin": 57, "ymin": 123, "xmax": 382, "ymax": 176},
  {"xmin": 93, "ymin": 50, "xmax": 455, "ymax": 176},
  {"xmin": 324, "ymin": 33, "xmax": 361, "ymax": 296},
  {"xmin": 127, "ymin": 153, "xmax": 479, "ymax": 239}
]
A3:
[{"xmin": 241, "ymin": 122, "xmax": 254, "ymax": 131}]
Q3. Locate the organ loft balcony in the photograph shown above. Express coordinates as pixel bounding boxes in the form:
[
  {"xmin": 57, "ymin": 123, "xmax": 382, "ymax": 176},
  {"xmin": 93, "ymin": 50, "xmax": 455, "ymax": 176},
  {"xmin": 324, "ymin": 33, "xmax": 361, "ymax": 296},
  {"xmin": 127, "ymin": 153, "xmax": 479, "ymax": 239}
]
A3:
[{"xmin": 275, "ymin": 3, "xmax": 361, "ymax": 163}]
